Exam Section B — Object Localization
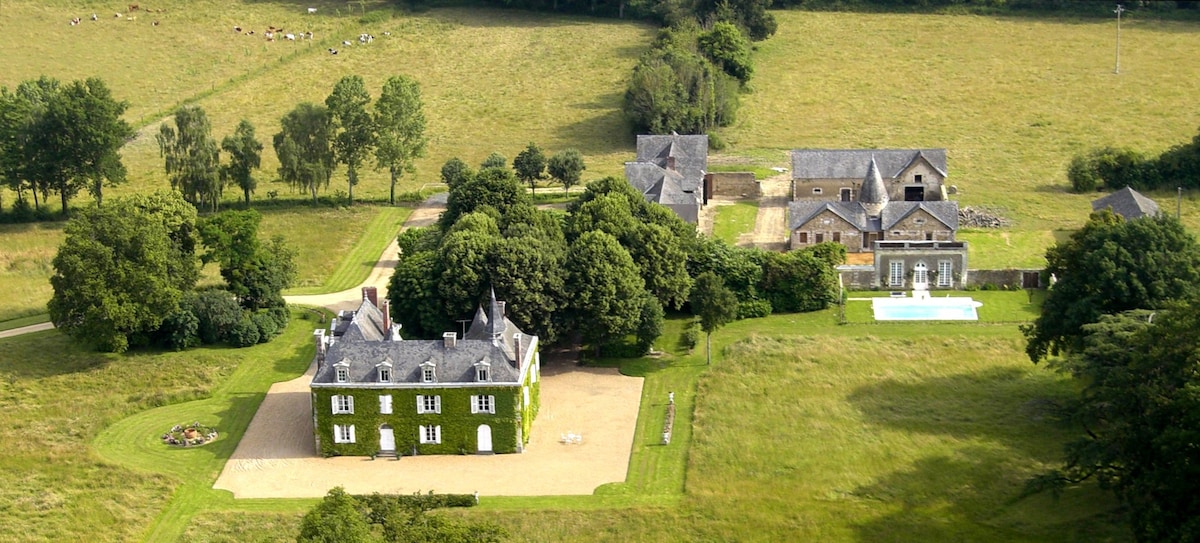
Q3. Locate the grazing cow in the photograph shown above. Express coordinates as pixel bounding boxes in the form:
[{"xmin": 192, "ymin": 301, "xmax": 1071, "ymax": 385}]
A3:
[
  {"xmin": 152, "ymin": 20, "xmax": 159, "ymax": 26},
  {"xmin": 128, "ymin": 4, "xmax": 139, "ymax": 11},
  {"xmin": 308, "ymin": 7, "xmax": 318, "ymax": 14},
  {"xmin": 304, "ymin": 31, "xmax": 313, "ymax": 39},
  {"xmin": 383, "ymin": 31, "xmax": 391, "ymax": 36},
  {"xmin": 233, "ymin": 26, "xmax": 242, "ymax": 33},
  {"xmin": 342, "ymin": 40, "xmax": 351, "ymax": 46},
  {"xmin": 247, "ymin": 30, "xmax": 254, "ymax": 35},
  {"xmin": 285, "ymin": 33, "xmax": 295, "ymax": 41},
  {"xmin": 328, "ymin": 48, "xmax": 338, "ymax": 55},
  {"xmin": 70, "ymin": 17, "xmax": 81, "ymax": 26},
  {"xmin": 114, "ymin": 13, "xmax": 122, "ymax": 18},
  {"xmin": 91, "ymin": 13, "xmax": 98, "ymax": 21}
]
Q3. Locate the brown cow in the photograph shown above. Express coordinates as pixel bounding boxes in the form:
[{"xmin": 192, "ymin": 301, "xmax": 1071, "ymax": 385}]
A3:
[{"xmin": 128, "ymin": 4, "xmax": 139, "ymax": 11}]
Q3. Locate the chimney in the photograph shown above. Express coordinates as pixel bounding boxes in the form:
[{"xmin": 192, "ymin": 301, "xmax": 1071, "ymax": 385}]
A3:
[
  {"xmin": 313, "ymin": 329, "xmax": 327, "ymax": 367},
  {"xmin": 381, "ymin": 299, "xmax": 392, "ymax": 337},
  {"xmin": 667, "ymin": 156, "xmax": 676, "ymax": 171},
  {"xmin": 513, "ymin": 333, "xmax": 522, "ymax": 367},
  {"xmin": 443, "ymin": 331, "xmax": 457, "ymax": 349},
  {"xmin": 362, "ymin": 286, "xmax": 378, "ymax": 307},
  {"xmin": 498, "ymin": 301, "xmax": 506, "ymax": 317}
]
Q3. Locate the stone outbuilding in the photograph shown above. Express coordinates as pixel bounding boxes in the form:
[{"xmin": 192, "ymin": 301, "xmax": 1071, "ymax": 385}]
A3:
[
  {"xmin": 625, "ymin": 134, "xmax": 708, "ymax": 224},
  {"xmin": 1091, "ymin": 186, "xmax": 1160, "ymax": 220}
]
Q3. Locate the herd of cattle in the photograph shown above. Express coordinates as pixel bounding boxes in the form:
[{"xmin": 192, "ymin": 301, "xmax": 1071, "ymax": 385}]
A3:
[{"xmin": 66, "ymin": 5, "xmax": 385, "ymax": 55}]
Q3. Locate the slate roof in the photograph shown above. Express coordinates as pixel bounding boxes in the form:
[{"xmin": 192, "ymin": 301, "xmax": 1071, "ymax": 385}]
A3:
[
  {"xmin": 789, "ymin": 200, "xmax": 959, "ymax": 232},
  {"xmin": 624, "ymin": 161, "xmax": 702, "ymax": 224},
  {"xmin": 859, "ymin": 156, "xmax": 889, "ymax": 205},
  {"xmin": 636, "ymin": 134, "xmax": 709, "ymax": 184},
  {"xmin": 790, "ymin": 149, "xmax": 948, "ymax": 180},
  {"xmin": 1091, "ymin": 186, "xmax": 1160, "ymax": 219},
  {"xmin": 311, "ymin": 296, "xmax": 532, "ymax": 387}
]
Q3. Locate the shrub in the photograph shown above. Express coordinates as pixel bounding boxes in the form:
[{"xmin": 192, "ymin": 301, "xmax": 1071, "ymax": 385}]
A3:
[
  {"xmin": 737, "ymin": 299, "xmax": 772, "ymax": 319},
  {"xmin": 156, "ymin": 304, "xmax": 200, "ymax": 351},
  {"xmin": 191, "ymin": 289, "xmax": 242, "ymax": 345},
  {"xmin": 681, "ymin": 321, "xmax": 701, "ymax": 351},
  {"xmin": 229, "ymin": 316, "xmax": 260, "ymax": 347},
  {"xmin": 267, "ymin": 306, "xmax": 290, "ymax": 330},
  {"xmin": 251, "ymin": 311, "xmax": 278, "ymax": 342}
]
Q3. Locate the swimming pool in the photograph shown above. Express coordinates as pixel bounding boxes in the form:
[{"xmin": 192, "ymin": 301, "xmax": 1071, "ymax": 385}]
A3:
[{"xmin": 871, "ymin": 296, "xmax": 983, "ymax": 321}]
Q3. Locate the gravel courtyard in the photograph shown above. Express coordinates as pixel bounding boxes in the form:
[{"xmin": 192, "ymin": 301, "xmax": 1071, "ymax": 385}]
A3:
[{"xmin": 213, "ymin": 357, "xmax": 644, "ymax": 498}]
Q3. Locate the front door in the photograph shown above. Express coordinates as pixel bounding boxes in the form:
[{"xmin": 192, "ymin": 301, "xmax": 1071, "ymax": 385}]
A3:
[
  {"xmin": 379, "ymin": 424, "xmax": 395, "ymax": 452},
  {"xmin": 477, "ymin": 425, "xmax": 493, "ymax": 453}
]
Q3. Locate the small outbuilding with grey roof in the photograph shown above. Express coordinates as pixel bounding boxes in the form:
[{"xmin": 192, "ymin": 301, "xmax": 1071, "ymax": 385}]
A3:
[
  {"xmin": 310, "ymin": 288, "xmax": 540, "ymax": 458},
  {"xmin": 624, "ymin": 133, "xmax": 709, "ymax": 224},
  {"xmin": 1091, "ymin": 186, "xmax": 1160, "ymax": 220}
]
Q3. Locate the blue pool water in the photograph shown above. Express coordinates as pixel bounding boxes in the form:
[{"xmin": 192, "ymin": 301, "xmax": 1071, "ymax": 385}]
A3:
[{"xmin": 872, "ymin": 297, "xmax": 982, "ymax": 321}]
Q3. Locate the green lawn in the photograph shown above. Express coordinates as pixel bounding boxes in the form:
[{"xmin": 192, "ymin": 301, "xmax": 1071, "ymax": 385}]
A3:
[
  {"xmin": 711, "ymin": 201, "xmax": 759, "ymax": 244},
  {"xmin": 0, "ymin": 222, "xmax": 63, "ymax": 322}
]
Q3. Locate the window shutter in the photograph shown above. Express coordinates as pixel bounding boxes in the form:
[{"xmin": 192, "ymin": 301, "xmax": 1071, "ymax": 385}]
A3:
[
  {"xmin": 435, "ymin": 396, "xmax": 442, "ymax": 414},
  {"xmin": 471, "ymin": 396, "xmax": 479, "ymax": 414},
  {"xmin": 333, "ymin": 424, "xmax": 340, "ymax": 443},
  {"xmin": 348, "ymin": 425, "xmax": 356, "ymax": 443},
  {"xmin": 331, "ymin": 396, "xmax": 339, "ymax": 414},
  {"xmin": 419, "ymin": 425, "xmax": 426, "ymax": 443},
  {"xmin": 489, "ymin": 395, "xmax": 495, "ymax": 414},
  {"xmin": 434, "ymin": 425, "xmax": 442, "ymax": 444},
  {"xmin": 416, "ymin": 395, "xmax": 424, "ymax": 414},
  {"xmin": 347, "ymin": 396, "xmax": 354, "ymax": 414}
]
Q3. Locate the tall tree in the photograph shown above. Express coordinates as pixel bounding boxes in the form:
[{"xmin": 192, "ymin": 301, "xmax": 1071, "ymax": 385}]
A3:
[
  {"xmin": 1027, "ymin": 306, "xmax": 1200, "ymax": 542},
  {"xmin": 4, "ymin": 77, "xmax": 64, "ymax": 211},
  {"xmin": 220, "ymin": 119, "xmax": 262, "ymax": 206},
  {"xmin": 513, "ymin": 142, "xmax": 547, "ymax": 195},
  {"xmin": 373, "ymin": 75, "xmax": 427, "ymax": 205},
  {"xmin": 274, "ymin": 102, "xmax": 333, "ymax": 205},
  {"xmin": 548, "ymin": 148, "xmax": 586, "ymax": 194},
  {"xmin": 157, "ymin": 105, "xmax": 221, "ymax": 211},
  {"xmin": 48, "ymin": 191, "xmax": 199, "ymax": 352},
  {"xmin": 690, "ymin": 271, "xmax": 737, "ymax": 365},
  {"xmin": 198, "ymin": 209, "xmax": 296, "ymax": 311},
  {"xmin": 326, "ymin": 75, "xmax": 376, "ymax": 206},
  {"xmin": 32, "ymin": 77, "xmax": 131, "ymax": 213},
  {"xmin": 1022, "ymin": 210, "xmax": 1200, "ymax": 362},
  {"xmin": 439, "ymin": 165, "xmax": 530, "ymax": 229},
  {"xmin": 296, "ymin": 487, "xmax": 376, "ymax": 543},
  {"xmin": 565, "ymin": 230, "xmax": 646, "ymax": 355},
  {"xmin": 440, "ymin": 157, "xmax": 472, "ymax": 189}
]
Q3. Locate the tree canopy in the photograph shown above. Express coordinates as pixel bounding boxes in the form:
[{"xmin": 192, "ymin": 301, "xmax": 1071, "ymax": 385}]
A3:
[
  {"xmin": 512, "ymin": 142, "xmax": 546, "ymax": 194},
  {"xmin": 158, "ymin": 105, "xmax": 222, "ymax": 211},
  {"xmin": 374, "ymin": 75, "xmax": 427, "ymax": 205},
  {"xmin": 327, "ymin": 75, "xmax": 376, "ymax": 206},
  {"xmin": 1023, "ymin": 210, "xmax": 1200, "ymax": 362},
  {"xmin": 547, "ymin": 148, "xmax": 585, "ymax": 194},
  {"xmin": 274, "ymin": 102, "xmax": 333, "ymax": 205},
  {"xmin": 221, "ymin": 119, "xmax": 263, "ymax": 206},
  {"xmin": 690, "ymin": 270, "xmax": 737, "ymax": 365}
]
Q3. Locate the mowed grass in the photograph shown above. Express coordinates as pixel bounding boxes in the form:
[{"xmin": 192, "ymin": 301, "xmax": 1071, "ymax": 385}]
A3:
[
  {"xmin": 711, "ymin": 201, "xmax": 759, "ymax": 244},
  {"xmin": 0, "ymin": 310, "xmax": 321, "ymax": 542},
  {"xmin": 724, "ymin": 11, "xmax": 1200, "ymax": 234}
]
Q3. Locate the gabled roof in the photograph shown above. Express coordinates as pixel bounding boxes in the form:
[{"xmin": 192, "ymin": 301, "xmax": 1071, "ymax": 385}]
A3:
[
  {"xmin": 790, "ymin": 149, "xmax": 948, "ymax": 180},
  {"xmin": 789, "ymin": 201, "xmax": 869, "ymax": 231},
  {"xmin": 624, "ymin": 161, "xmax": 701, "ymax": 222},
  {"xmin": 881, "ymin": 201, "xmax": 959, "ymax": 231},
  {"xmin": 1091, "ymin": 186, "xmax": 1160, "ymax": 219},
  {"xmin": 312, "ymin": 297, "xmax": 533, "ymax": 387},
  {"xmin": 636, "ymin": 134, "xmax": 708, "ymax": 182}
]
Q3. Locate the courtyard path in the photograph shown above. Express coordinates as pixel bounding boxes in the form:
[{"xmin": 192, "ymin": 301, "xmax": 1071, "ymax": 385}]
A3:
[{"xmin": 741, "ymin": 172, "xmax": 792, "ymax": 251}]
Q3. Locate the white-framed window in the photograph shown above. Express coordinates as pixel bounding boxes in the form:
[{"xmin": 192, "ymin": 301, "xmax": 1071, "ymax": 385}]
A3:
[
  {"xmin": 336, "ymin": 368, "xmax": 349, "ymax": 383},
  {"xmin": 417, "ymin": 395, "xmax": 441, "ymax": 414},
  {"xmin": 333, "ymin": 424, "xmax": 356, "ymax": 444},
  {"xmin": 913, "ymin": 261, "xmax": 928, "ymax": 285},
  {"xmin": 331, "ymin": 395, "xmax": 354, "ymax": 414},
  {"xmin": 840, "ymin": 188, "xmax": 853, "ymax": 201},
  {"xmin": 471, "ymin": 395, "xmax": 495, "ymax": 414},
  {"xmin": 889, "ymin": 261, "xmax": 904, "ymax": 287},
  {"xmin": 476, "ymin": 365, "xmax": 490, "ymax": 382},
  {"xmin": 938, "ymin": 260, "xmax": 953, "ymax": 287},
  {"xmin": 378, "ymin": 368, "xmax": 391, "ymax": 382},
  {"xmin": 914, "ymin": 218, "xmax": 926, "ymax": 225},
  {"xmin": 421, "ymin": 362, "xmax": 436, "ymax": 383},
  {"xmin": 379, "ymin": 394, "xmax": 393, "ymax": 414},
  {"xmin": 812, "ymin": 187, "xmax": 823, "ymax": 195},
  {"xmin": 419, "ymin": 425, "xmax": 442, "ymax": 444}
]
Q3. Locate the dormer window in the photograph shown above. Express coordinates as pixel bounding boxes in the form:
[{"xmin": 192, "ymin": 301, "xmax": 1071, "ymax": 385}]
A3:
[
  {"xmin": 379, "ymin": 368, "xmax": 391, "ymax": 382},
  {"xmin": 475, "ymin": 360, "xmax": 491, "ymax": 382},
  {"xmin": 336, "ymin": 368, "xmax": 349, "ymax": 383},
  {"xmin": 420, "ymin": 360, "xmax": 436, "ymax": 383}
]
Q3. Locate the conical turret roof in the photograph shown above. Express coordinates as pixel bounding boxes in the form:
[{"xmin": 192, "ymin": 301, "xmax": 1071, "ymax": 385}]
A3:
[{"xmin": 859, "ymin": 156, "xmax": 888, "ymax": 205}]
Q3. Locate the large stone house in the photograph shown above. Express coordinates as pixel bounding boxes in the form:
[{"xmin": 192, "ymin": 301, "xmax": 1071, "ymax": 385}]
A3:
[
  {"xmin": 789, "ymin": 151, "xmax": 967, "ymax": 289},
  {"xmin": 625, "ymin": 134, "xmax": 708, "ymax": 223},
  {"xmin": 310, "ymin": 288, "xmax": 539, "ymax": 457}
]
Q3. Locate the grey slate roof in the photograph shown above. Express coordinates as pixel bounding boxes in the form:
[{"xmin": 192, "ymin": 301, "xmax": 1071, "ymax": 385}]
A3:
[
  {"xmin": 1092, "ymin": 187, "xmax": 1160, "ymax": 219},
  {"xmin": 859, "ymin": 156, "xmax": 889, "ymax": 205},
  {"xmin": 624, "ymin": 161, "xmax": 701, "ymax": 224},
  {"xmin": 636, "ymin": 134, "xmax": 709, "ymax": 184},
  {"xmin": 790, "ymin": 149, "xmax": 948, "ymax": 180},
  {"xmin": 312, "ymin": 296, "xmax": 532, "ymax": 387},
  {"xmin": 789, "ymin": 200, "xmax": 959, "ymax": 232}
]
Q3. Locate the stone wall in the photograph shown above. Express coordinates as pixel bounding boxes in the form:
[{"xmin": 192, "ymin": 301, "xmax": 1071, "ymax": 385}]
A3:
[
  {"xmin": 708, "ymin": 172, "xmax": 761, "ymax": 199},
  {"xmin": 965, "ymin": 269, "xmax": 1044, "ymax": 289}
]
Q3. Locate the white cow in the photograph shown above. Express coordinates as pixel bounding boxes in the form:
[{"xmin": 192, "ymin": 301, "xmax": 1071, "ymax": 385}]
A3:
[{"xmin": 307, "ymin": 7, "xmax": 317, "ymax": 14}]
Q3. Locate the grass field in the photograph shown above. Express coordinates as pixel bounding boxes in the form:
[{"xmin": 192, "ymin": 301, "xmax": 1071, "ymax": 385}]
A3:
[{"xmin": 711, "ymin": 201, "xmax": 759, "ymax": 244}]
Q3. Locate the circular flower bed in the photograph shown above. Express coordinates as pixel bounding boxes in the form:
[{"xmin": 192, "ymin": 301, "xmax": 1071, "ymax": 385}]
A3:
[{"xmin": 162, "ymin": 421, "xmax": 218, "ymax": 447}]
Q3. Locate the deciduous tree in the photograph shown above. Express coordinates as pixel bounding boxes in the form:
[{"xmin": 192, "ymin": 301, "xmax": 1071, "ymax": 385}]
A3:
[
  {"xmin": 326, "ymin": 75, "xmax": 376, "ymax": 206},
  {"xmin": 565, "ymin": 230, "xmax": 646, "ymax": 355},
  {"xmin": 220, "ymin": 119, "xmax": 262, "ymax": 206},
  {"xmin": 513, "ymin": 142, "xmax": 546, "ymax": 195},
  {"xmin": 374, "ymin": 75, "xmax": 427, "ymax": 205},
  {"xmin": 297, "ymin": 487, "xmax": 376, "ymax": 543},
  {"xmin": 690, "ymin": 271, "xmax": 737, "ymax": 365},
  {"xmin": 198, "ymin": 209, "xmax": 297, "ymax": 311},
  {"xmin": 547, "ymin": 148, "xmax": 585, "ymax": 194},
  {"xmin": 274, "ymin": 102, "xmax": 333, "ymax": 205},
  {"xmin": 158, "ymin": 105, "xmax": 221, "ymax": 211}
]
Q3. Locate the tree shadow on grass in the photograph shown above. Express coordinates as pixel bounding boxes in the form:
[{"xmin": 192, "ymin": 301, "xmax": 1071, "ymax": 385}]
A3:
[
  {"xmin": 848, "ymin": 447, "xmax": 1127, "ymax": 543},
  {"xmin": 553, "ymin": 108, "xmax": 633, "ymax": 157}
]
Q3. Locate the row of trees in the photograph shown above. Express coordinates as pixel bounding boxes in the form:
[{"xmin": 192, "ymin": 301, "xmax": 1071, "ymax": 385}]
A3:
[
  {"xmin": 48, "ymin": 191, "xmax": 296, "ymax": 353},
  {"xmin": 388, "ymin": 160, "xmax": 839, "ymax": 356},
  {"xmin": 1021, "ymin": 210, "xmax": 1200, "ymax": 541},
  {"xmin": 297, "ymin": 487, "xmax": 503, "ymax": 543},
  {"xmin": 157, "ymin": 107, "xmax": 263, "ymax": 211},
  {"xmin": 0, "ymin": 76, "xmax": 132, "ymax": 216},
  {"xmin": 273, "ymin": 75, "xmax": 427, "ymax": 206},
  {"xmin": 458, "ymin": 143, "xmax": 587, "ymax": 196},
  {"xmin": 1067, "ymin": 126, "xmax": 1200, "ymax": 193}
]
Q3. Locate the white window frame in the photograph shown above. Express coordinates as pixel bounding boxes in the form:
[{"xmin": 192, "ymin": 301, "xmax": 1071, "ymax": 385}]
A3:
[
  {"xmin": 913, "ymin": 261, "xmax": 928, "ymax": 285},
  {"xmin": 335, "ymin": 367, "xmax": 349, "ymax": 383},
  {"xmin": 419, "ymin": 424, "xmax": 442, "ymax": 444},
  {"xmin": 475, "ymin": 361, "xmax": 491, "ymax": 382},
  {"xmin": 331, "ymin": 394, "xmax": 354, "ymax": 414},
  {"xmin": 889, "ymin": 260, "xmax": 904, "ymax": 288},
  {"xmin": 379, "ymin": 394, "xmax": 393, "ymax": 414},
  {"xmin": 333, "ymin": 424, "xmax": 356, "ymax": 444},
  {"xmin": 421, "ymin": 361, "xmax": 436, "ymax": 383},
  {"xmin": 472, "ymin": 395, "xmax": 495, "ymax": 414},
  {"xmin": 378, "ymin": 367, "xmax": 391, "ymax": 383},
  {"xmin": 417, "ymin": 395, "xmax": 441, "ymax": 414},
  {"xmin": 938, "ymin": 260, "xmax": 953, "ymax": 287}
]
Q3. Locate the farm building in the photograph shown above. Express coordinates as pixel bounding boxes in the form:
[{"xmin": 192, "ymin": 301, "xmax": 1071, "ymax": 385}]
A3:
[
  {"xmin": 625, "ymin": 133, "xmax": 708, "ymax": 223},
  {"xmin": 310, "ymin": 287, "xmax": 539, "ymax": 457}
]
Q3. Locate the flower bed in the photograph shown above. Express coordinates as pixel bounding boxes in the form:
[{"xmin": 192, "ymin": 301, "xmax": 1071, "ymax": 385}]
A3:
[{"xmin": 162, "ymin": 421, "xmax": 218, "ymax": 447}]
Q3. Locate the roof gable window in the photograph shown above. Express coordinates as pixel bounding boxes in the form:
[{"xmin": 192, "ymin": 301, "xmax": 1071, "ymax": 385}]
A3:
[
  {"xmin": 420, "ymin": 360, "xmax": 436, "ymax": 383},
  {"xmin": 475, "ymin": 360, "xmax": 491, "ymax": 383}
]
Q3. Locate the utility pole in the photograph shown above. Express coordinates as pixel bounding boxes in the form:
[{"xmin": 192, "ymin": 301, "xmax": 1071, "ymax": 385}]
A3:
[{"xmin": 1114, "ymin": 4, "xmax": 1125, "ymax": 74}]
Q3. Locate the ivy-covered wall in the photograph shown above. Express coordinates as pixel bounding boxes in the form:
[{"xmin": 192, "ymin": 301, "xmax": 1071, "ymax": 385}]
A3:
[{"xmin": 313, "ymin": 378, "xmax": 539, "ymax": 457}]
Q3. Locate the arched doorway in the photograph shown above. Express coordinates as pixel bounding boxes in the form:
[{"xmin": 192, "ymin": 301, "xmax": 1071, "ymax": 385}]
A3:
[
  {"xmin": 476, "ymin": 424, "xmax": 493, "ymax": 454},
  {"xmin": 379, "ymin": 424, "xmax": 395, "ymax": 452}
]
